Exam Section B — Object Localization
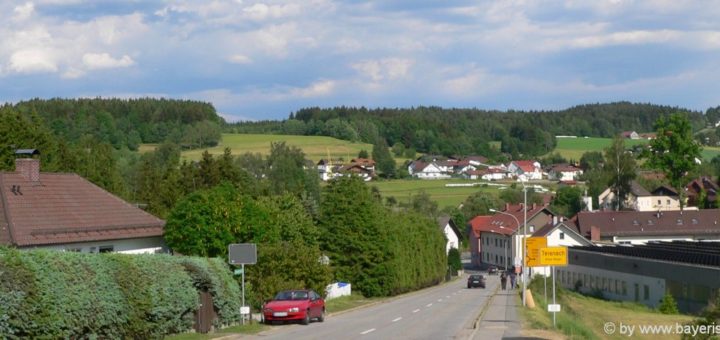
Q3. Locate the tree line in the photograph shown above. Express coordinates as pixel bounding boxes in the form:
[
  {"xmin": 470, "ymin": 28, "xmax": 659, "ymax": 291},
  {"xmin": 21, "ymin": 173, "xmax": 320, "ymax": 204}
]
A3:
[{"xmin": 227, "ymin": 102, "xmax": 708, "ymax": 159}]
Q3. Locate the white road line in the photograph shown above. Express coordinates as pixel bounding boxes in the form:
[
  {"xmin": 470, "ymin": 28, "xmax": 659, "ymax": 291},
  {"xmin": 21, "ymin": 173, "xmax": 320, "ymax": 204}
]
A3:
[
  {"xmin": 361, "ymin": 328, "xmax": 376, "ymax": 335},
  {"xmin": 426, "ymin": 303, "xmax": 433, "ymax": 307},
  {"xmin": 412, "ymin": 309, "xmax": 420, "ymax": 313},
  {"xmin": 392, "ymin": 317, "xmax": 402, "ymax": 322}
]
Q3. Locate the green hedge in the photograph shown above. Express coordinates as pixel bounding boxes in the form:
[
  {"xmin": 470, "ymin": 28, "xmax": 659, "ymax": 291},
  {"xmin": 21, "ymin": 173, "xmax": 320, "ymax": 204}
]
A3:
[{"xmin": 0, "ymin": 247, "xmax": 241, "ymax": 339}]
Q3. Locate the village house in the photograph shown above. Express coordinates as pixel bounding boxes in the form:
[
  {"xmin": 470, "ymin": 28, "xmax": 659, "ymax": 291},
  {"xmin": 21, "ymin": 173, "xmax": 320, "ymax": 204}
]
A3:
[
  {"xmin": 0, "ymin": 150, "xmax": 166, "ymax": 254},
  {"xmin": 547, "ymin": 163, "xmax": 583, "ymax": 182},
  {"xmin": 620, "ymin": 131, "xmax": 640, "ymax": 139},
  {"xmin": 407, "ymin": 161, "xmax": 450, "ymax": 179},
  {"xmin": 507, "ymin": 160, "xmax": 542, "ymax": 181},
  {"xmin": 438, "ymin": 216, "xmax": 462, "ymax": 255},
  {"xmin": 318, "ymin": 158, "xmax": 376, "ymax": 181},
  {"xmin": 598, "ymin": 181, "xmax": 681, "ymax": 211},
  {"xmin": 686, "ymin": 176, "xmax": 719, "ymax": 208},
  {"xmin": 467, "ymin": 203, "xmax": 554, "ymax": 269}
]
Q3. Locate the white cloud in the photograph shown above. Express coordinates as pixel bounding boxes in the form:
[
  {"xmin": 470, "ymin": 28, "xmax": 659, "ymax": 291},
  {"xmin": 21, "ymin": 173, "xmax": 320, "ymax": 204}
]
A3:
[
  {"xmin": 61, "ymin": 67, "xmax": 85, "ymax": 79},
  {"xmin": 8, "ymin": 49, "xmax": 58, "ymax": 73},
  {"xmin": 82, "ymin": 53, "xmax": 135, "ymax": 70},
  {"xmin": 13, "ymin": 2, "xmax": 34, "ymax": 21},
  {"xmin": 289, "ymin": 79, "xmax": 336, "ymax": 98},
  {"xmin": 228, "ymin": 54, "xmax": 252, "ymax": 64},
  {"xmin": 242, "ymin": 3, "xmax": 300, "ymax": 21},
  {"xmin": 352, "ymin": 58, "xmax": 414, "ymax": 82}
]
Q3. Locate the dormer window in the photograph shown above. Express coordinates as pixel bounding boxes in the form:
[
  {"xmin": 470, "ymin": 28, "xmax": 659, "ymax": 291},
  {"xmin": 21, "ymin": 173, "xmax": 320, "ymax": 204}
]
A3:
[
  {"xmin": 632, "ymin": 220, "xmax": 639, "ymax": 226},
  {"xmin": 692, "ymin": 218, "xmax": 698, "ymax": 225},
  {"xmin": 677, "ymin": 219, "xmax": 683, "ymax": 225},
  {"xmin": 647, "ymin": 220, "xmax": 654, "ymax": 225}
]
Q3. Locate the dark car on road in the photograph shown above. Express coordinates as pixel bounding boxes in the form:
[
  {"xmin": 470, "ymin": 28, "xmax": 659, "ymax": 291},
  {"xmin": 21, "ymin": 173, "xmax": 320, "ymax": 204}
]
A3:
[
  {"xmin": 467, "ymin": 274, "xmax": 486, "ymax": 288},
  {"xmin": 262, "ymin": 289, "xmax": 325, "ymax": 325},
  {"xmin": 487, "ymin": 266, "xmax": 498, "ymax": 275}
]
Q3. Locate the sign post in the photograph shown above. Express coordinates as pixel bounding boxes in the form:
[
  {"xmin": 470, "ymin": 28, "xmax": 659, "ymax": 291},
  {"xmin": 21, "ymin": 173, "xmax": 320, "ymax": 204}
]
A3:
[
  {"xmin": 539, "ymin": 246, "xmax": 568, "ymax": 327},
  {"xmin": 229, "ymin": 243, "xmax": 257, "ymax": 325}
]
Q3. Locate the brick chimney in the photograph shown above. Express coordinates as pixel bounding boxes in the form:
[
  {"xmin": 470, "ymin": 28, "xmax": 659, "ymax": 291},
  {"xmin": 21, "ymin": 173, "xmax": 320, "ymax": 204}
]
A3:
[
  {"xmin": 590, "ymin": 226, "xmax": 600, "ymax": 242},
  {"xmin": 16, "ymin": 158, "xmax": 40, "ymax": 183},
  {"xmin": 14, "ymin": 149, "xmax": 41, "ymax": 183}
]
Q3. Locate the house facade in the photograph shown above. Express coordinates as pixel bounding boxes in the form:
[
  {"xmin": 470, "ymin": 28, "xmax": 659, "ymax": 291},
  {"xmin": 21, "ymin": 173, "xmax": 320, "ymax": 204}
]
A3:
[
  {"xmin": 547, "ymin": 164, "xmax": 583, "ymax": 182},
  {"xmin": 0, "ymin": 155, "xmax": 166, "ymax": 254},
  {"xmin": 599, "ymin": 181, "xmax": 681, "ymax": 212},
  {"xmin": 438, "ymin": 216, "xmax": 461, "ymax": 254},
  {"xmin": 529, "ymin": 221, "xmax": 593, "ymax": 277},
  {"xmin": 686, "ymin": 177, "xmax": 719, "ymax": 208},
  {"xmin": 408, "ymin": 161, "xmax": 450, "ymax": 179},
  {"xmin": 468, "ymin": 203, "xmax": 555, "ymax": 269},
  {"xmin": 508, "ymin": 160, "xmax": 542, "ymax": 181},
  {"xmin": 559, "ymin": 242, "xmax": 720, "ymax": 313},
  {"xmin": 571, "ymin": 209, "xmax": 720, "ymax": 244}
]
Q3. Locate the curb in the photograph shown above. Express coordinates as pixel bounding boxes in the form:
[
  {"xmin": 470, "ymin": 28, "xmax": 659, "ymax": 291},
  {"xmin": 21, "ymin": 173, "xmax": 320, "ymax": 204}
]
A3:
[{"xmin": 468, "ymin": 282, "xmax": 501, "ymax": 339}]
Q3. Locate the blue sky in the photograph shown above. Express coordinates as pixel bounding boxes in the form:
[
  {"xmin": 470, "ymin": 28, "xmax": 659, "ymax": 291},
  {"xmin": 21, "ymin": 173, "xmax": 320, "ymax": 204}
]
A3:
[{"xmin": 1, "ymin": 0, "xmax": 719, "ymax": 121}]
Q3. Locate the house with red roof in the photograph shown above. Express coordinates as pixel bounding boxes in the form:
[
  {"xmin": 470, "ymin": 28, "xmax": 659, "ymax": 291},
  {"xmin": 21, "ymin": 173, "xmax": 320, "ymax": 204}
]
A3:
[
  {"xmin": 547, "ymin": 163, "xmax": 583, "ymax": 182},
  {"xmin": 407, "ymin": 161, "xmax": 449, "ymax": 179},
  {"xmin": 507, "ymin": 160, "xmax": 542, "ymax": 181},
  {"xmin": 467, "ymin": 203, "xmax": 555, "ymax": 269},
  {"xmin": 0, "ymin": 152, "xmax": 166, "ymax": 254}
]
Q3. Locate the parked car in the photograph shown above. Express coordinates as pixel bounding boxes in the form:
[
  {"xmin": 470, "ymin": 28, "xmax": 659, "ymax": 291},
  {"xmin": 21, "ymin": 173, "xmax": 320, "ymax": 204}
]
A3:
[
  {"xmin": 467, "ymin": 274, "xmax": 486, "ymax": 288},
  {"xmin": 262, "ymin": 289, "xmax": 325, "ymax": 325},
  {"xmin": 487, "ymin": 266, "xmax": 498, "ymax": 275}
]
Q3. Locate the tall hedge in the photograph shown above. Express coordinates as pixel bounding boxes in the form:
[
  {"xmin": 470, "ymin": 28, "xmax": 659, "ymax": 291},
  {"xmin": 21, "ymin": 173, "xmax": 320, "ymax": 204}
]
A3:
[{"xmin": 0, "ymin": 247, "xmax": 240, "ymax": 339}]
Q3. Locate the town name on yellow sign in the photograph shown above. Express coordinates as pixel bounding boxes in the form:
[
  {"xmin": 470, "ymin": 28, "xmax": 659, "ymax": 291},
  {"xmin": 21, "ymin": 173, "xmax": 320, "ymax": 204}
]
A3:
[{"xmin": 539, "ymin": 247, "xmax": 568, "ymax": 266}]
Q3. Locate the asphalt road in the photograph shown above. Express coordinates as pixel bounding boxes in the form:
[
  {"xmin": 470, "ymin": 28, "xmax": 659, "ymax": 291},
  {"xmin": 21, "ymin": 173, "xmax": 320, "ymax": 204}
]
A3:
[{"xmin": 244, "ymin": 272, "xmax": 499, "ymax": 340}]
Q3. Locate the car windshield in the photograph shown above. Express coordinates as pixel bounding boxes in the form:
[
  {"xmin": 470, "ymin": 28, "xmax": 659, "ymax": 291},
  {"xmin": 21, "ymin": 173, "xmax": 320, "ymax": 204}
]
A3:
[
  {"xmin": 470, "ymin": 275, "xmax": 483, "ymax": 280},
  {"xmin": 274, "ymin": 290, "xmax": 309, "ymax": 301}
]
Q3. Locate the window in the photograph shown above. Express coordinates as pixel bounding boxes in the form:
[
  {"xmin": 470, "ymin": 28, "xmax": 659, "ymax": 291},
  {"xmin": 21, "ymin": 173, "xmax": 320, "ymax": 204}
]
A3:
[
  {"xmin": 99, "ymin": 246, "xmax": 114, "ymax": 253},
  {"xmin": 65, "ymin": 247, "xmax": 81, "ymax": 252},
  {"xmin": 622, "ymin": 281, "xmax": 627, "ymax": 296},
  {"xmin": 666, "ymin": 199, "xmax": 671, "ymax": 205},
  {"xmin": 644, "ymin": 285, "xmax": 650, "ymax": 300},
  {"xmin": 677, "ymin": 219, "xmax": 683, "ymax": 225},
  {"xmin": 615, "ymin": 280, "xmax": 620, "ymax": 294},
  {"xmin": 657, "ymin": 199, "xmax": 661, "ymax": 205},
  {"xmin": 559, "ymin": 232, "xmax": 565, "ymax": 240}
]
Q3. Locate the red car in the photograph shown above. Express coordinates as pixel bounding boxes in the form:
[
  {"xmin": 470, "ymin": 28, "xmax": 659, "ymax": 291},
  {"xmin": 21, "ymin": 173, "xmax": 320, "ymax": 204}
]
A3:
[{"xmin": 262, "ymin": 289, "xmax": 325, "ymax": 325}]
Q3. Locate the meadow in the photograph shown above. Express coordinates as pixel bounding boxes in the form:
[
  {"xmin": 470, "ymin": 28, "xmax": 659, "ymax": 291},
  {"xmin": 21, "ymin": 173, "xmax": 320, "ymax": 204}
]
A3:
[
  {"xmin": 551, "ymin": 136, "xmax": 720, "ymax": 161},
  {"xmin": 370, "ymin": 179, "xmax": 510, "ymax": 209}
]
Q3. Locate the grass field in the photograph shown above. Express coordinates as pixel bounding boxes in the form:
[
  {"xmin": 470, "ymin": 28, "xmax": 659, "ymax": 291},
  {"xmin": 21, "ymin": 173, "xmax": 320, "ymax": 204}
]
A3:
[
  {"xmin": 550, "ymin": 137, "xmax": 649, "ymax": 161},
  {"xmin": 523, "ymin": 286, "xmax": 695, "ymax": 339},
  {"xmin": 552, "ymin": 137, "xmax": 720, "ymax": 161},
  {"xmin": 142, "ymin": 134, "xmax": 411, "ymax": 164},
  {"xmin": 370, "ymin": 179, "xmax": 512, "ymax": 209}
]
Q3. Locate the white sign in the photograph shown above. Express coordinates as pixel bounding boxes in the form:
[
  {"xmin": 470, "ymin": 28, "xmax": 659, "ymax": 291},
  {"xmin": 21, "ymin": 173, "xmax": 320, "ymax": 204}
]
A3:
[
  {"xmin": 548, "ymin": 304, "xmax": 561, "ymax": 312},
  {"xmin": 240, "ymin": 306, "xmax": 250, "ymax": 315},
  {"xmin": 514, "ymin": 256, "xmax": 522, "ymax": 267}
]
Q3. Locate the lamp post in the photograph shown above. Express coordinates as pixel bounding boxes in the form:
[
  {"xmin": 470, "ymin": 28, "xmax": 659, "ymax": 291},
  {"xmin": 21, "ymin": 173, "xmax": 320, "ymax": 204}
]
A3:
[{"xmin": 522, "ymin": 181, "xmax": 528, "ymax": 307}]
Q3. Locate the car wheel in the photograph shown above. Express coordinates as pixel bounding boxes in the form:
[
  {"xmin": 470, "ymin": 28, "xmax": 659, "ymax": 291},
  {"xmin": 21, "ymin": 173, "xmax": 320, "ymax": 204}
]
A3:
[
  {"xmin": 318, "ymin": 308, "xmax": 325, "ymax": 322},
  {"xmin": 301, "ymin": 310, "xmax": 311, "ymax": 325}
]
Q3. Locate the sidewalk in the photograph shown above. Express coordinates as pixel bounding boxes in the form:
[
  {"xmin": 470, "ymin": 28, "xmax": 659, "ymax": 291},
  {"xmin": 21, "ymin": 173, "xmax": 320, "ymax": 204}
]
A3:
[{"xmin": 473, "ymin": 287, "xmax": 523, "ymax": 340}]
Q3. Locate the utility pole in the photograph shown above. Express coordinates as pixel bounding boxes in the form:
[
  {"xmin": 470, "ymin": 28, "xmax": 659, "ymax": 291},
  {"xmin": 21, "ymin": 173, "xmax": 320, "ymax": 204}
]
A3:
[{"xmin": 522, "ymin": 183, "xmax": 528, "ymax": 307}]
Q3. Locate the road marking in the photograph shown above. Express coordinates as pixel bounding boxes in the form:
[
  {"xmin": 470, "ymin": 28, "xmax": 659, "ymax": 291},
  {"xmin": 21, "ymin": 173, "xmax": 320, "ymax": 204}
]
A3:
[
  {"xmin": 412, "ymin": 309, "xmax": 420, "ymax": 313},
  {"xmin": 438, "ymin": 299, "xmax": 442, "ymax": 302},
  {"xmin": 361, "ymin": 328, "xmax": 376, "ymax": 335},
  {"xmin": 392, "ymin": 317, "xmax": 402, "ymax": 322},
  {"xmin": 426, "ymin": 303, "xmax": 433, "ymax": 307}
]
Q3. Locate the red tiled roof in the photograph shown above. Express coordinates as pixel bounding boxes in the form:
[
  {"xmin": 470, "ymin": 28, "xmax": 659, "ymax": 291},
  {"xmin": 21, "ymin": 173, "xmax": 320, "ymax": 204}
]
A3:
[
  {"xmin": 411, "ymin": 161, "xmax": 429, "ymax": 172},
  {"xmin": 512, "ymin": 160, "xmax": 537, "ymax": 172},
  {"xmin": 574, "ymin": 210, "xmax": 720, "ymax": 238},
  {"xmin": 469, "ymin": 204, "xmax": 551, "ymax": 237},
  {"xmin": 550, "ymin": 164, "xmax": 581, "ymax": 172},
  {"xmin": 0, "ymin": 171, "xmax": 165, "ymax": 247},
  {"xmin": 351, "ymin": 158, "xmax": 376, "ymax": 166}
]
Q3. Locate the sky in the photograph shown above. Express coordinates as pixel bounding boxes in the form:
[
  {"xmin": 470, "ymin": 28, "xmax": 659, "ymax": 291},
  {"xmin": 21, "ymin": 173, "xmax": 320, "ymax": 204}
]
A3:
[{"xmin": 1, "ymin": 0, "xmax": 719, "ymax": 122}]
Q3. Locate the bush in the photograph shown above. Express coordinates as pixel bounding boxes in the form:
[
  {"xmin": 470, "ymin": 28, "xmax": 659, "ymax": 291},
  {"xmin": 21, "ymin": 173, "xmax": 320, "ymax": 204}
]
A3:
[
  {"xmin": 0, "ymin": 247, "xmax": 240, "ymax": 338},
  {"xmin": 658, "ymin": 293, "xmax": 679, "ymax": 314},
  {"xmin": 447, "ymin": 248, "xmax": 462, "ymax": 273}
]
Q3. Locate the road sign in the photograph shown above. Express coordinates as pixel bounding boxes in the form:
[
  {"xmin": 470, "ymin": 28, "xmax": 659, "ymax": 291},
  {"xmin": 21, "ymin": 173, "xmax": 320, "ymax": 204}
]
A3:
[
  {"xmin": 234, "ymin": 268, "xmax": 244, "ymax": 275},
  {"xmin": 229, "ymin": 243, "xmax": 257, "ymax": 265},
  {"xmin": 548, "ymin": 304, "xmax": 561, "ymax": 312},
  {"xmin": 525, "ymin": 237, "xmax": 547, "ymax": 267},
  {"xmin": 539, "ymin": 247, "xmax": 568, "ymax": 266},
  {"xmin": 240, "ymin": 306, "xmax": 250, "ymax": 315}
]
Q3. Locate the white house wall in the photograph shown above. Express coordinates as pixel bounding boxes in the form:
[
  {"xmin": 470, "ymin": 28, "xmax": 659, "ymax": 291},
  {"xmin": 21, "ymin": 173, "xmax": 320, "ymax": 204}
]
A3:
[
  {"xmin": 444, "ymin": 224, "xmax": 459, "ymax": 254},
  {"xmin": 557, "ymin": 265, "xmax": 665, "ymax": 308},
  {"xmin": 30, "ymin": 236, "xmax": 168, "ymax": 254}
]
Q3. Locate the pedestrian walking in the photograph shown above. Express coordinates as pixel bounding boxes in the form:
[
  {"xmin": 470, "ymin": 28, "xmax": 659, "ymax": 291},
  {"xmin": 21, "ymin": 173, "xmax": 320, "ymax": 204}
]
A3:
[
  {"xmin": 510, "ymin": 272, "xmax": 516, "ymax": 289},
  {"xmin": 500, "ymin": 272, "xmax": 507, "ymax": 290}
]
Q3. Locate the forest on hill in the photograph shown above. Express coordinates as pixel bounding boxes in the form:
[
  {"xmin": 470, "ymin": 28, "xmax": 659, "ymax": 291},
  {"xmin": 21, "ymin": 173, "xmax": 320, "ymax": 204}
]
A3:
[{"xmin": 229, "ymin": 102, "xmax": 712, "ymax": 159}]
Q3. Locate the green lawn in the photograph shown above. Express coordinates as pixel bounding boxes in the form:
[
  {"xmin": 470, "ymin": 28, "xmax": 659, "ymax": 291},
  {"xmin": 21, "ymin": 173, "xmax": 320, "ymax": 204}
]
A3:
[
  {"xmin": 142, "ymin": 133, "xmax": 410, "ymax": 164},
  {"xmin": 550, "ymin": 137, "xmax": 649, "ymax": 161},
  {"xmin": 370, "ymin": 179, "xmax": 509, "ymax": 209}
]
